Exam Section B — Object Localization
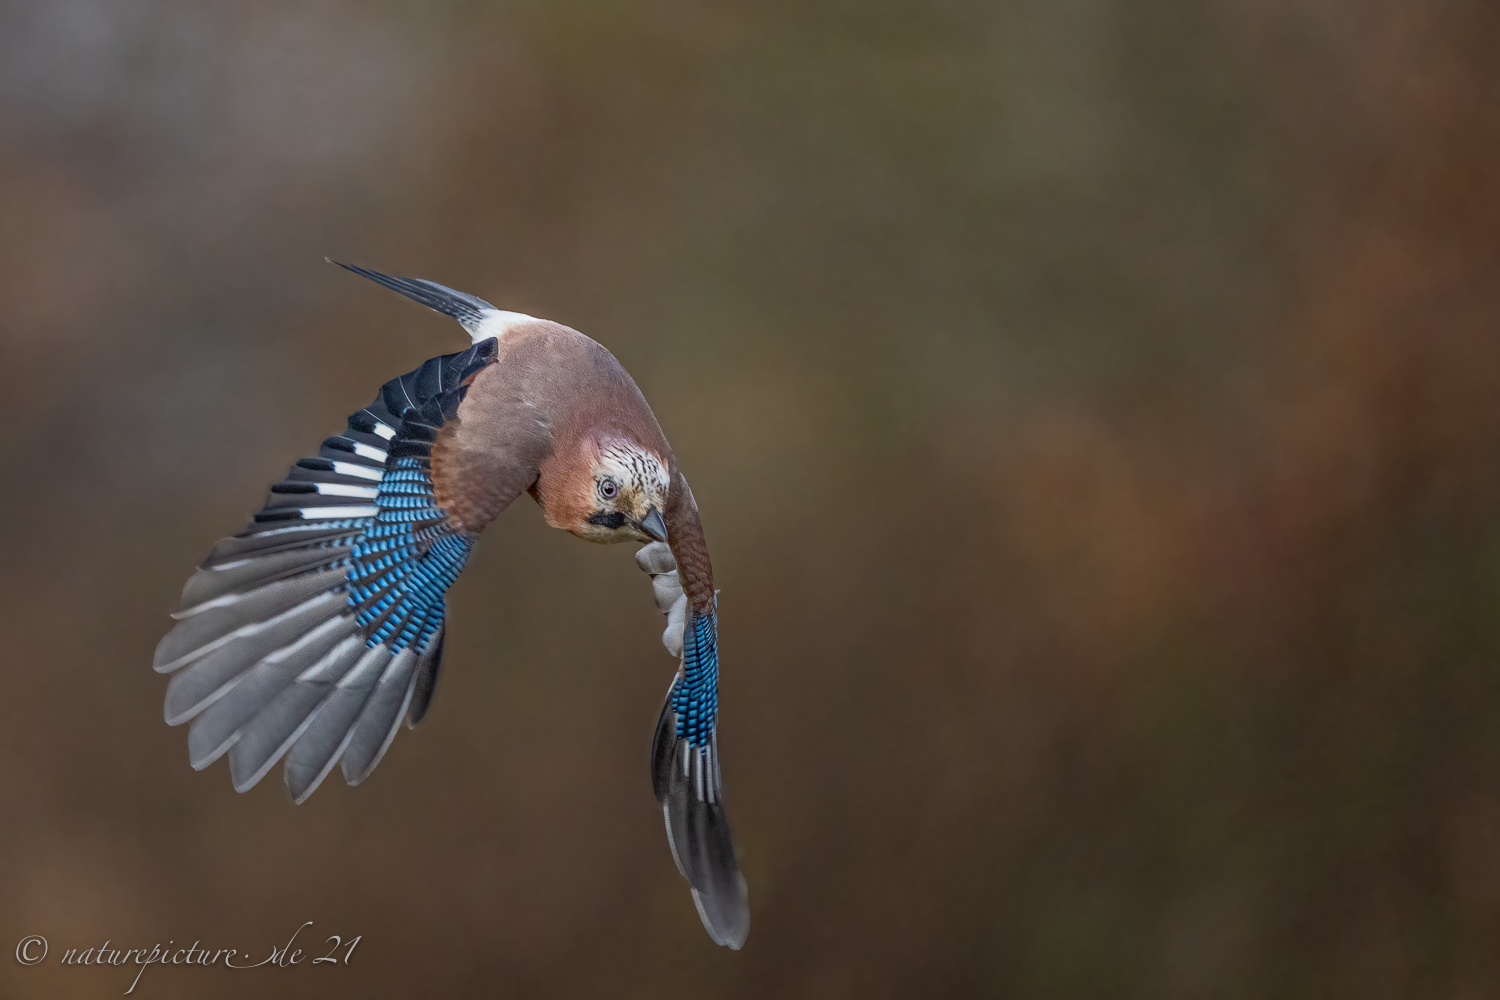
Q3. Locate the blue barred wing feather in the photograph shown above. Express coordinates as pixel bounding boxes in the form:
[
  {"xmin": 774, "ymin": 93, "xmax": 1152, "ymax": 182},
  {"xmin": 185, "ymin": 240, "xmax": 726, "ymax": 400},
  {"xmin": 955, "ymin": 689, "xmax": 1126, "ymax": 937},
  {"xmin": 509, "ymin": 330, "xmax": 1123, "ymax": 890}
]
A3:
[
  {"xmin": 675, "ymin": 607, "xmax": 720, "ymax": 751},
  {"xmin": 648, "ymin": 590, "xmax": 749, "ymax": 949},
  {"xmin": 154, "ymin": 338, "xmax": 497, "ymax": 803}
]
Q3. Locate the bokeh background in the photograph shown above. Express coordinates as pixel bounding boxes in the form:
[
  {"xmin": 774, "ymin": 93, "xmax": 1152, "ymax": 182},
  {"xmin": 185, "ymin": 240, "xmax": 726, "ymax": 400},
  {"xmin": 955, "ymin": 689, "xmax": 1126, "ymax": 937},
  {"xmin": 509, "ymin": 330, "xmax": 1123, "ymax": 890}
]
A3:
[{"xmin": 3, "ymin": 0, "xmax": 1500, "ymax": 997}]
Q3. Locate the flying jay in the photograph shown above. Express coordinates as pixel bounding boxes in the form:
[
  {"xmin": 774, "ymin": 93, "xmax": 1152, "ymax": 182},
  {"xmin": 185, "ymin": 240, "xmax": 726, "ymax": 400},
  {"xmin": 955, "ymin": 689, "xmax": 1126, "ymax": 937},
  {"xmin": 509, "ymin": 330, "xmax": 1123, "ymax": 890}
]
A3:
[{"xmin": 152, "ymin": 262, "xmax": 750, "ymax": 949}]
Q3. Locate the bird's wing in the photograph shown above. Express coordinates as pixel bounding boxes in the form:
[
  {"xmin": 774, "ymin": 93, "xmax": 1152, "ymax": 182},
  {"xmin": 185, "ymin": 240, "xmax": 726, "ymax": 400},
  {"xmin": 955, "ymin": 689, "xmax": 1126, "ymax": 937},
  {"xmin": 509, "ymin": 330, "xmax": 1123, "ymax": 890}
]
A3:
[
  {"xmin": 154, "ymin": 337, "xmax": 528, "ymax": 804},
  {"xmin": 637, "ymin": 472, "xmax": 750, "ymax": 949}
]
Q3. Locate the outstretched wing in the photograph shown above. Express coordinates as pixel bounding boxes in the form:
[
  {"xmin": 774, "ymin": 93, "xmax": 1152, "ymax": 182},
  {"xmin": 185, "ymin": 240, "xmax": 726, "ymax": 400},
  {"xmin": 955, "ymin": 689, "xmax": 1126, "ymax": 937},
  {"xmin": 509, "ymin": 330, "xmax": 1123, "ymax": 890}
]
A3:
[
  {"xmin": 154, "ymin": 338, "xmax": 499, "ymax": 803},
  {"xmin": 637, "ymin": 470, "xmax": 750, "ymax": 950}
]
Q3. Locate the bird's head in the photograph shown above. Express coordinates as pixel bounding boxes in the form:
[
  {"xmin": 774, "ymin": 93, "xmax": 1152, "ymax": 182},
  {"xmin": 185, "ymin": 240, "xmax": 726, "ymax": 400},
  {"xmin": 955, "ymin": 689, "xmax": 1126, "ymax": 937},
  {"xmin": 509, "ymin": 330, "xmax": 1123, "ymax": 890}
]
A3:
[{"xmin": 564, "ymin": 435, "xmax": 670, "ymax": 545}]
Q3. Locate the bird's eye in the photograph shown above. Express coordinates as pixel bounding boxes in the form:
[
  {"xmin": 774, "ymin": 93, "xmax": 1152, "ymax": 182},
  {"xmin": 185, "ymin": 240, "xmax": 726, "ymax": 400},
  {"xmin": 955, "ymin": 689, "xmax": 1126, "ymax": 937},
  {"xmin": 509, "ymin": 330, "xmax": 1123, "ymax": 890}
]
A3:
[{"xmin": 599, "ymin": 479, "xmax": 618, "ymax": 500}]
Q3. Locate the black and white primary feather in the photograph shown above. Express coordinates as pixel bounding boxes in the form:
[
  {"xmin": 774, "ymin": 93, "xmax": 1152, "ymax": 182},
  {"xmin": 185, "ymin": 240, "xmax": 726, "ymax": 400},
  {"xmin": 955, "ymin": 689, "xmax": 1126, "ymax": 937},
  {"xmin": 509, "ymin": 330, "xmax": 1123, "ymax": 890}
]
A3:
[{"xmin": 155, "ymin": 339, "xmax": 495, "ymax": 803}]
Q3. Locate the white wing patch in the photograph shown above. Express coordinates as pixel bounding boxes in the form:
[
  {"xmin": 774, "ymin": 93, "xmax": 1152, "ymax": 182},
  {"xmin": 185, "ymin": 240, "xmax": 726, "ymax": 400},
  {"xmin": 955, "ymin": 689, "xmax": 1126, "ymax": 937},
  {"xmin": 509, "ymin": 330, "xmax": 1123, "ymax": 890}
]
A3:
[
  {"xmin": 312, "ymin": 483, "xmax": 379, "ymax": 499},
  {"xmin": 300, "ymin": 505, "xmax": 380, "ymax": 519},
  {"xmin": 350, "ymin": 442, "xmax": 388, "ymax": 463},
  {"xmin": 330, "ymin": 461, "xmax": 383, "ymax": 481}
]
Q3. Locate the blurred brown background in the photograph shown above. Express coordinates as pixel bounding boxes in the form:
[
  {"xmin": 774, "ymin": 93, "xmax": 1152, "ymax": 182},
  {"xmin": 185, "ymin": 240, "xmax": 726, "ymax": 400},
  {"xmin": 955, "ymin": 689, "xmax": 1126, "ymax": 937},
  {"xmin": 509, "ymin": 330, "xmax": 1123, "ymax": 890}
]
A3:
[{"xmin": 3, "ymin": 0, "xmax": 1500, "ymax": 997}]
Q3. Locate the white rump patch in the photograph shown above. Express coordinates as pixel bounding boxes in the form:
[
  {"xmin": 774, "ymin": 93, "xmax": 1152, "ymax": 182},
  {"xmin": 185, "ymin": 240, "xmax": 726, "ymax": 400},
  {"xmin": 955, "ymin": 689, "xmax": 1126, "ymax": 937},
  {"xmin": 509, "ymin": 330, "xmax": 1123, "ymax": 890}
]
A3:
[{"xmin": 469, "ymin": 308, "xmax": 540, "ymax": 344}]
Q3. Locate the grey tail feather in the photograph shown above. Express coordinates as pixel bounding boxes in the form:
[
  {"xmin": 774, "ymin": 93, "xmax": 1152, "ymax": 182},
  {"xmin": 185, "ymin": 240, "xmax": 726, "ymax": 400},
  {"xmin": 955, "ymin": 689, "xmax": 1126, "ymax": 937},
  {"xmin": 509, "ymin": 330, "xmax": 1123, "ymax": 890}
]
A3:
[
  {"xmin": 652, "ymin": 680, "xmax": 750, "ymax": 949},
  {"xmin": 328, "ymin": 259, "xmax": 495, "ymax": 332}
]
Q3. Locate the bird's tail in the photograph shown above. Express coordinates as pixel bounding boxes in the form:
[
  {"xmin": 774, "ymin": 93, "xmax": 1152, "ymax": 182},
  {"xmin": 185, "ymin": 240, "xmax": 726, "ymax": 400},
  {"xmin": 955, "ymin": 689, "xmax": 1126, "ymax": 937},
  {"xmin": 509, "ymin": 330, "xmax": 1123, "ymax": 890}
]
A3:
[{"xmin": 329, "ymin": 259, "xmax": 496, "ymax": 334}]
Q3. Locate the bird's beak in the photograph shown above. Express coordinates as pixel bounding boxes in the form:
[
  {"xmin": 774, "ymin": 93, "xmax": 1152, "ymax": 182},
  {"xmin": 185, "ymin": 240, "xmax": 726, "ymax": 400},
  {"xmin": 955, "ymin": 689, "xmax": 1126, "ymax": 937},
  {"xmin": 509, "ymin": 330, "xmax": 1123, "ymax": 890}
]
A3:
[{"xmin": 639, "ymin": 506, "xmax": 668, "ymax": 543}]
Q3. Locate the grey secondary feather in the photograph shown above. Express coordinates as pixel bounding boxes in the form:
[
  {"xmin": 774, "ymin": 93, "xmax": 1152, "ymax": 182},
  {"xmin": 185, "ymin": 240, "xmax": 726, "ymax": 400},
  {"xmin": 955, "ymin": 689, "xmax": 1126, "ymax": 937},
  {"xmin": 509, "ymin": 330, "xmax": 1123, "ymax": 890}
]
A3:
[
  {"xmin": 283, "ymin": 644, "xmax": 393, "ymax": 802},
  {"xmin": 163, "ymin": 590, "xmax": 347, "ymax": 725},
  {"xmin": 340, "ymin": 649, "xmax": 419, "ymax": 785},
  {"xmin": 187, "ymin": 615, "xmax": 360, "ymax": 770},
  {"xmin": 154, "ymin": 567, "xmax": 350, "ymax": 673},
  {"xmin": 228, "ymin": 635, "xmax": 369, "ymax": 791},
  {"xmin": 405, "ymin": 628, "xmax": 446, "ymax": 729}
]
